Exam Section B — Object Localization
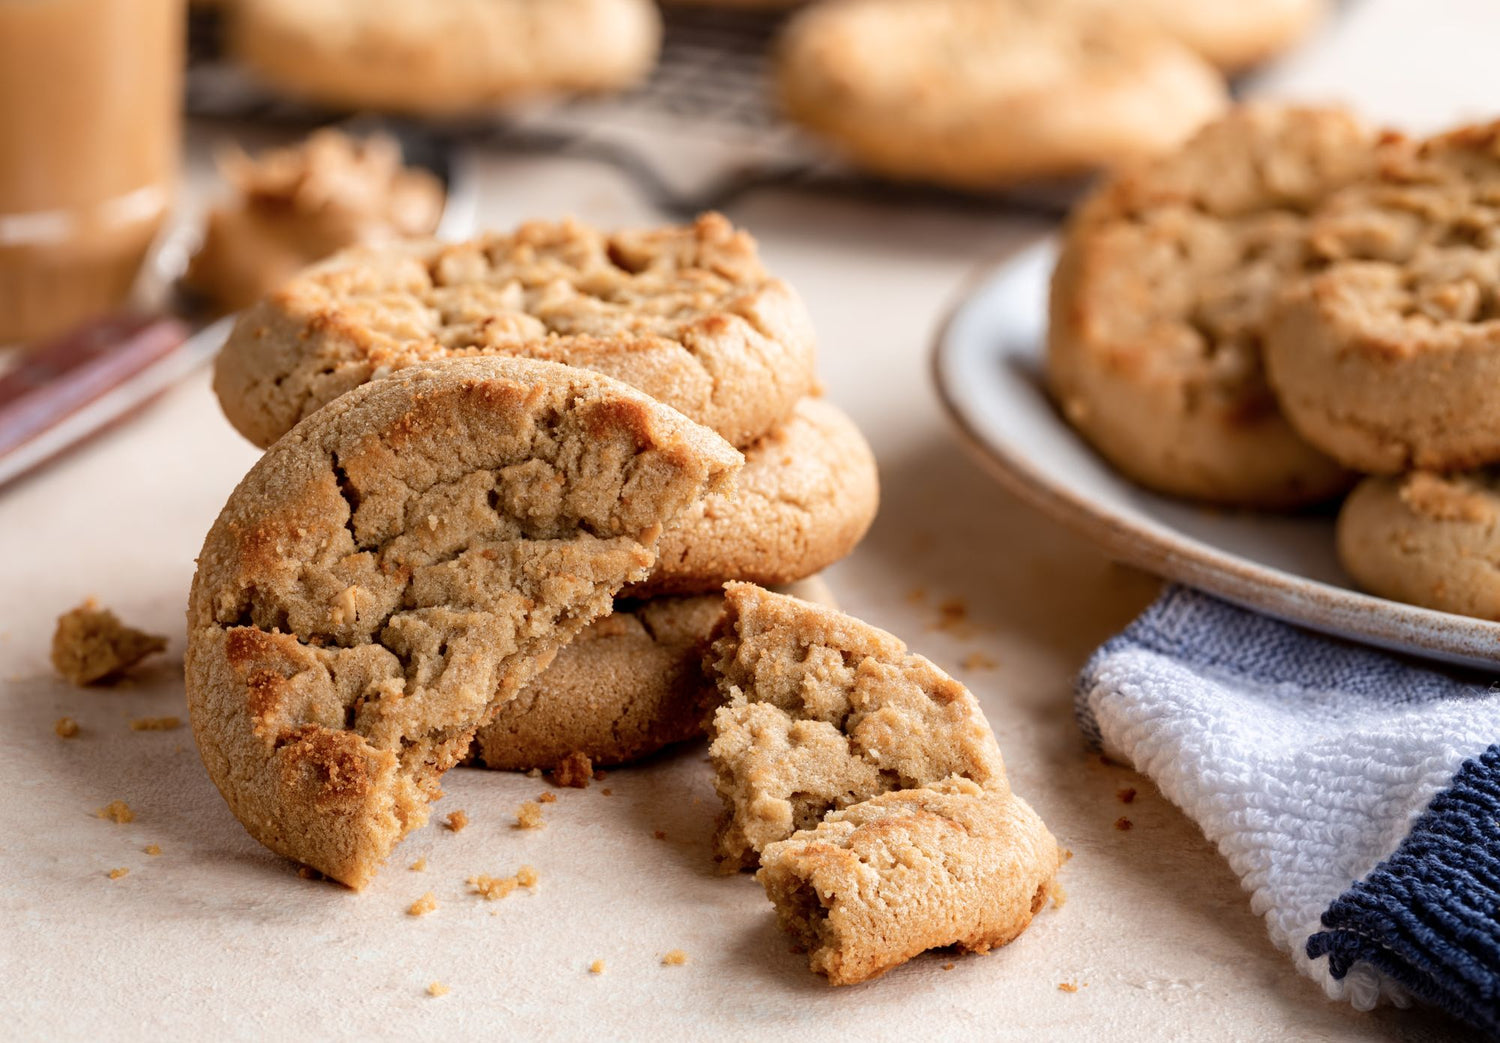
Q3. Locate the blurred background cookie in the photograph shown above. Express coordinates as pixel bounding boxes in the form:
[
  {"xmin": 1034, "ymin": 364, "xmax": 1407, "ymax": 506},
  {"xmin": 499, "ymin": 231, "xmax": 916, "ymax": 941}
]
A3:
[{"xmin": 1123, "ymin": 0, "xmax": 1328, "ymax": 71}]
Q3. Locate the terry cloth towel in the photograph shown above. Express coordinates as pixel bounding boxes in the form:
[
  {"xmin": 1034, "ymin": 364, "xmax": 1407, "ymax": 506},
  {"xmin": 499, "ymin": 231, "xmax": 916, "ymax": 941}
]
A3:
[{"xmin": 1076, "ymin": 585, "xmax": 1500, "ymax": 1035}]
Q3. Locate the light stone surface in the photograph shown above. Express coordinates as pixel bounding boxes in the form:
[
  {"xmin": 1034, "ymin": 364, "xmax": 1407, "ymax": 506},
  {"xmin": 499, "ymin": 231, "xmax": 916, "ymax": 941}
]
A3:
[{"xmin": 0, "ymin": 1, "xmax": 1485, "ymax": 1034}]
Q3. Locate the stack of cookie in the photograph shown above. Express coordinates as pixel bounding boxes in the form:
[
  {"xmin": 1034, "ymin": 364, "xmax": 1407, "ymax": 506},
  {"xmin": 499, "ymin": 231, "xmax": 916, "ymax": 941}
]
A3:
[
  {"xmin": 1049, "ymin": 104, "xmax": 1500, "ymax": 622},
  {"xmin": 211, "ymin": 212, "xmax": 880, "ymax": 770}
]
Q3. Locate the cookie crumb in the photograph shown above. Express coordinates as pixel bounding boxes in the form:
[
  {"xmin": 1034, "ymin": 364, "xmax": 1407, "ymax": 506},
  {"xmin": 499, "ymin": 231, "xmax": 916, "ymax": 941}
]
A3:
[
  {"xmin": 653, "ymin": 830, "xmax": 668, "ymax": 841},
  {"xmin": 933, "ymin": 597, "xmax": 968, "ymax": 633},
  {"xmin": 427, "ymin": 981, "xmax": 449, "ymax": 998},
  {"xmin": 410, "ymin": 857, "xmax": 427, "ymax": 872},
  {"xmin": 526, "ymin": 768, "xmax": 543, "ymax": 778},
  {"xmin": 1117, "ymin": 787, "xmax": 1137, "ymax": 804},
  {"xmin": 589, "ymin": 960, "xmax": 606, "ymax": 975},
  {"xmin": 906, "ymin": 586, "xmax": 927, "ymax": 605},
  {"xmin": 54, "ymin": 716, "xmax": 79, "ymax": 738},
  {"xmin": 661, "ymin": 949, "xmax": 688, "ymax": 966},
  {"xmin": 515, "ymin": 802, "xmax": 545, "ymax": 830},
  {"xmin": 550, "ymin": 750, "xmax": 593, "ymax": 788},
  {"xmin": 516, "ymin": 865, "xmax": 538, "ymax": 888},
  {"xmin": 961, "ymin": 652, "xmax": 997, "ymax": 672},
  {"xmin": 468, "ymin": 875, "xmax": 518, "ymax": 900},
  {"xmin": 942, "ymin": 962, "xmax": 956, "ymax": 971},
  {"xmin": 537, "ymin": 793, "xmax": 557, "ymax": 804},
  {"xmin": 1058, "ymin": 982, "xmax": 1079, "ymax": 993},
  {"xmin": 144, "ymin": 844, "xmax": 162, "ymax": 856},
  {"xmin": 1115, "ymin": 816, "xmax": 1133, "ymax": 832},
  {"xmin": 593, "ymin": 769, "xmax": 608, "ymax": 781},
  {"xmin": 408, "ymin": 892, "xmax": 438, "ymax": 916},
  {"xmin": 129, "ymin": 716, "xmax": 181, "ymax": 732},
  {"xmin": 1050, "ymin": 882, "xmax": 1068, "ymax": 909},
  {"xmin": 443, "ymin": 810, "xmax": 469, "ymax": 832},
  {"xmin": 51, "ymin": 599, "xmax": 167, "ymax": 685},
  {"xmin": 600, "ymin": 788, "xmax": 613, "ymax": 797},
  {"xmin": 95, "ymin": 800, "xmax": 134, "ymax": 824},
  {"xmin": 107, "ymin": 867, "xmax": 129, "ymax": 880}
]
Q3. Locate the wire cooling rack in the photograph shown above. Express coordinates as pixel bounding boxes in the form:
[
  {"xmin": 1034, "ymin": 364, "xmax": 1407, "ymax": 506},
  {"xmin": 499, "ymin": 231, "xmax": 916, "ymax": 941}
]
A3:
[{"xmin": 185, "ymin": 5, "xmax": 1076, "ymax": 217}]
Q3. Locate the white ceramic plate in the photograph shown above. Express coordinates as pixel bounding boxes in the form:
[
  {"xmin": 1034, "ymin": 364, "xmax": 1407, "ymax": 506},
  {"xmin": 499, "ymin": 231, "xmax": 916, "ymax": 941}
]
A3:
[{"xmin": 933, "ymin": 239, "xmax": 1500, "ymax": 671}]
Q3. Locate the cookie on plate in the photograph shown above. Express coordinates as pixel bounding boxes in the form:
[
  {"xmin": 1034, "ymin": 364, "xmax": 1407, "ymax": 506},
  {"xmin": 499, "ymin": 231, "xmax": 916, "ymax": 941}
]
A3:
[
  {"xmin": 707, "ymin": 583, "xmax": 1007, "ymax": 872},
  {"xmin": 185, "ymin": 357, "xmax": 740, "ymax": 888},
  {"xmin": 214, "ymin": 213, "xmax": 819, "ymax": 451},
  {"xmin": 232, "ymin": 0, "xmax": 660, "ymax": 115},
  {"xmin": 1337, "ymin": 471, "xmax": 1500, "ymax": 620},
  {"xmin": 1048, "ymin": 104, "xmax": 1377, "ymax": 507},
  {"xmin": 1267, "ymin": 121, "xmax": 1500, "ymax": 474},
  {"xmin": 775, "ymin": 0, "xmax": 1227, "ymax": 190},
  {"xmin": 470, "ymin": 576, "xmax": 835, "ymax": 772},
  {"xmin": 631, "ymin": 397, "xmax": 877, "ymax": 597},
  {"xmin": 758, "ymin": 777, "xmax": 1062, "ymax": 986},
  {"xmin": 1127, "ymin": 0, "xmax": 1327, "ymax": 71}
]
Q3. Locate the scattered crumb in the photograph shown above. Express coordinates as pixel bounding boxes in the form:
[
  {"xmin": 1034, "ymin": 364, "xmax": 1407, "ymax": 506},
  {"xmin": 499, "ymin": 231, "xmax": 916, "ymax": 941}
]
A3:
[
  {"xmin": 600, "ymin": 788, "xmax": 613, "ymax": 797},
  {"xmin": 593, "ymin": 769, "xmax": 608, "ymax": 781},
  {"xmin": 297, "ymin": 866, "xmax": 324, "ymax": 881},
  {"xmin": 144, "ymin": 844, "xmax": 162, "ymax": 856},
  {"xmin": 95, "ymin": 800, "xmax": 134, "ymax": 824},
  {"xmin": 469, "ymin": 875, "xmax": 517, "ymax": 900},
  {"xmin": 961, "ymin": 652, "xmax": 998, "ymax": 672},
  {"xmin": 107, "ymin": 867, "xmax": 129, "ymax": 880},
  {"xmin": 537, "ymin": 793, "xmax": 557, "ymax": 804},
  {"xmin": 905, "ymin": 586, "xmax": 927, "ymax": 605},
  {"xmin": 934, "ymin": 597, "xmax": 967, "ymax": 632},
  {"xmin": 410, "ymin": 857, "xmax": 427, "ymax": 872},
  {"xmin": 427, "ymin": 982, "xmax": 449, "ymax": 998},
  {"xmin": 408, "ymin": 892, "xmax": 438, "ymax": 916},
  {"xmin": 516, "ymin": 865, "xmax": 538, "ymax": 888},
  {"xmin": 443, "ymin": 810, "xmax": 469, "ymax": 833},
  {"xmin": 1115, "ymin": 817, "xmax": 1133, "ymax": 832},
  {"xmin": 1058, "ymin": 982, "xmax": 1079, "ymax": 993},
  {"xmin": 526, "ymin": 768, "xmax": 543, "ymax": 778},
  {"xmin": 589, "ymin": 960, "xmax": 606, "ymax": 975},
  {"xmin": 129, "ymin": 716, "xmax": 181, "ymax": 732},
  {"xmin": 515, "ymin": 802, "xmax": 545, "ymax": 830},
  {"xmin": 942, "ymin": 962, "xmax": 956, "ymax": 971},
  {"xmin": 661, "ymin": 950, "xmax": 688, "ymax": 967},
  {"xmin": 1117, "ymin": 787, "xmax": 1137, "ymax": 804},
  {"xmin": 51, "ymin": 599, "xmax": 167, "ymax": 686},
  {"xmin": 653, "ymin": 830, "xmax": 667, "ymax": 841},
  {"xmin": 54, "ymin": 716, "xmax": 79, "ymax": 738},
  {"xmin": 550, "ymin": 750, "xmax": 593, "ymax": 789},
  {"xmin": 1050, "ymin": 882, "xmax": 1068, "ymax": 909}
]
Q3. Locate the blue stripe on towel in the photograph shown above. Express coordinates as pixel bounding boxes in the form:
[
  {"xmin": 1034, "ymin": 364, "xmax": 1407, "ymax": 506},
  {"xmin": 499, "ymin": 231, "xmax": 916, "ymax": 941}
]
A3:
[{"xmin": 1307, "ymin": 745, "xmax": 1500, "ymax": 1037}]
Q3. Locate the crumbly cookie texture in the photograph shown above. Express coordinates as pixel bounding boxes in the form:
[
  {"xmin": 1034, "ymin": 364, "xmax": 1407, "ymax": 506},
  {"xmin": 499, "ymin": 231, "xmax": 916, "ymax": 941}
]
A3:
[
  {"xmin": 1048, "ymin": 104, "xmax": 1376, "ymax": 507},
  {"xmin": 52, "ymin": 599, "xmax": 168, "ymax": 686},
  {"xmin": 706, "ymin": 583, "xmax": 1007, "ymax": 872},
  {"xmin": 1337, "ymin": 471, "xmax": 1500, "ymax": 620},
  {"xmin": 232, "ymin": 0, "xmax": 661, "ymax": 116},
  {"xmin": 1267, "ymin": 121, "xmax": 1500, "ymax": 474},
  {"xmin": 215, "ymin": 211, "xmax": 817, "ymax": 451},
  {"xmin": 758, "ymin": 777, "xmax": 1062, "ymax": 986},
  {"xmin": 470, "ymin": 594, "xmax": 724, "ymax": 771},
  {"xmin": 185, "ymin": 356, "xmax": 740, "ymax": 889},
  {"xmin": 776, "ymin": 0, "xmax": 1226, "ymax": 190},
  {"xmin": 184, "ymin": 129, "xmax": 444, "ymax": 314},
  {"xmin": 630, "ymin": 398, "xmax": 877, "ymax": 596}
]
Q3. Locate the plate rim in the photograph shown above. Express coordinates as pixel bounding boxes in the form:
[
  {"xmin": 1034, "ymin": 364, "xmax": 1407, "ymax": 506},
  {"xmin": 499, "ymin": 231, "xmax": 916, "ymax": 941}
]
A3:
[{"xmin": 930, "ymin": 238, "xmax": 1500, "ymax": 670}]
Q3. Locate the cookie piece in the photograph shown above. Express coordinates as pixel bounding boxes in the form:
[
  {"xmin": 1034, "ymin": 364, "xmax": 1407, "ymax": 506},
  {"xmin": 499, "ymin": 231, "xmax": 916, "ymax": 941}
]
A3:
[
  {"xmin": 185, "ymin": 357, "xmax": 740, "ymax": 888},
  {"xmin": 1128, "ymin": 0, "xmax": 1326, "ymax": 71},
  {"xmin": 214, "ymin": 212, "xmax": 818, "ymax": 451},
  {"xmin": 775, "ymin": 0, "xmax": 1227, "ymax": 190},
  {"xmin": 1337, "ymin": 471, "xmax": 1500, "ymax": 620},
  {"xmin": 758, "ymin": 778, "xmax": 1062, "ymax": 985},
  {"xmin": 232, "ymin": 0, "xmax": 660, "ymax": 115},
  {"xmin": 52, "ymin": 599, "xmax": 168, "ymax": 686},
  {"xmin": 1267, "ymin": 122, "xmax": 1500, "ymax": 474},
  {"xmin": 706, "ymin": 583, "xmax": 1007, "ymax": 872},
  {"xmin": 470, "ymin": 576, "xmax": 836, "ymax": 771},
  {"xmin": 183, "ymin": 130, "xmax": 444, "ymax": 314},
  {"xmin": 1048, "ymin": 105, "xmax": 1375, "ymax": 507},
  {"xmin": 631, "ymin": 398, "xmax": 877, "ymax": 597}
]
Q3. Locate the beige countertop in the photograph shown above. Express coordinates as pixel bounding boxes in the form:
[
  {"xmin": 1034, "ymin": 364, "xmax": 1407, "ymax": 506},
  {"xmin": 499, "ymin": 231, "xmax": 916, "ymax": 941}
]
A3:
[{"xmin": 1, "ymin": 1, "xmax": 1491, "ymax": 1037}]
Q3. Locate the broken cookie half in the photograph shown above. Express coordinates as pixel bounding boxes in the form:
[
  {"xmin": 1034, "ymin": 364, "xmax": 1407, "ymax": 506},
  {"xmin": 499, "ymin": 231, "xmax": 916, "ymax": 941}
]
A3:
[
  {"xmin": 706, "ymin": 582, "xmax": 1008, "ymax": 871},
  {"xmin": 186, "ymin": 356, "xmax": 741, "ymax": 888}
]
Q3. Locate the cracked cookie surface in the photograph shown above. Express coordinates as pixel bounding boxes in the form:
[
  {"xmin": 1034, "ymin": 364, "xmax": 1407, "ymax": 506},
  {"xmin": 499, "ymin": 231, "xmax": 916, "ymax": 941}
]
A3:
[
  {"xmin": 1268, "ymin": 120, "xmax": 1500, "ymax": 473},
  {"xmin": 1049, "ymin": 104, "xmax": 1375, "ymax": 507},
  {"xmin": 706, "ymin": 583, "xmax": 1007, "ymax": 872},
  {"xmin": 214, "ymin": 212, "xmax": 818, "ymax": 451},
  {"xmin": 758, "ymin": 777, "xmax": 1062, "ymax": 986},
  {"xmin": 186, "ymin": 356, "xmax": 740, "ymax": 888},
  {"xmin": 631, "ymin": 397, "xmax": 877, "ymax": 597}
]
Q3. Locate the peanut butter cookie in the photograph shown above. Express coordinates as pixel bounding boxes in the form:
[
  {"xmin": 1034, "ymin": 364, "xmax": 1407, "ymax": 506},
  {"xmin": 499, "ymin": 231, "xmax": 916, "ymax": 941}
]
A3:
[
  {"xmin": 1268, "ymin": 121, "xmax": 1500, "ymax": 474},
  {"xmin": 214, "ymin": 213, "xmax": 818, "ymax": 451},
  {"xmin": 185, "ymin": 356, "xmax": 740, "ymax": 888},
  {"xmin": 1337, "ymin": 470, "xmax": 1500, "ymax": 620},
  {"xmin": 1127, "ymin": 0, "xmax": 1326, "ymax": 71},
  {"xmin": 776, "ymin": 0, "xmax": 1226, "ymax": 190},
  {"xmin": 758, "ymin": 778, "xmax": 1062, "ymax": 985},
  {"xmin": 706, "ymin": 583, "xmax": 1007, "ymax": 872},
  {"xmin": 1049, "ymin": 104, "xmax": 1376, "ymax": 507}
]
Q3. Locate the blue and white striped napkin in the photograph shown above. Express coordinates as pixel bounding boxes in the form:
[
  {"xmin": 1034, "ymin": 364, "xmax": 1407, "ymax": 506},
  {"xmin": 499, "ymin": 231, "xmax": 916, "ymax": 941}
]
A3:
[{"xmin": 1076, "ymin": 586, "xmax": 1500, "ymax": 1034}]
